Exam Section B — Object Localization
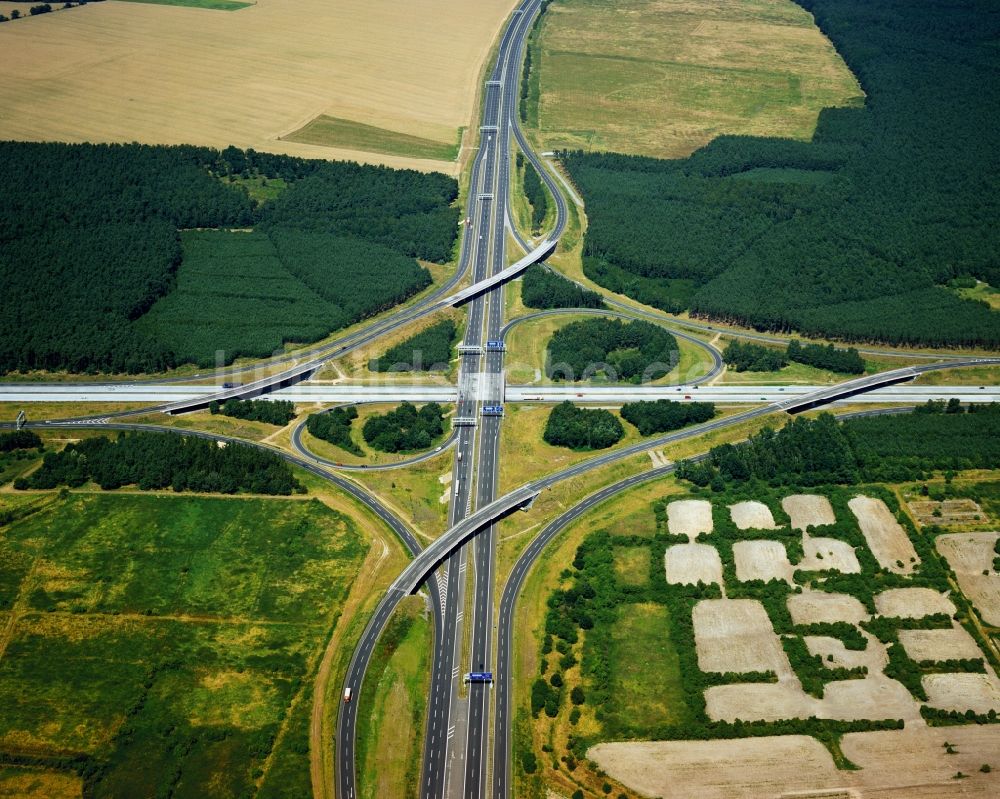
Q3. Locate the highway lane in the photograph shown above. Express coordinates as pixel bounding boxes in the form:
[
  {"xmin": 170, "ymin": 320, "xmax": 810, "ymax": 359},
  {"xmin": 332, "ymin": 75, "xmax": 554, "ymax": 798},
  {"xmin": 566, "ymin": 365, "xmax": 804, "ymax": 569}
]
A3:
[
  {"xmin": 418, "ymin": 6, "xmax": 540, "ymax": 793},
  {"xmin": 8, "ymin": 383, "xmax": 999, "ymax": 405},
  {"xmin": 289, "ymin": 411, "xmax": 459, "ymax": 472},
  {"xmin": 0, "ymin": 410, "xmax": 447, "ymax": 799},
  {"xmin": 489, "ymin": 407, "xmax": 916, "ymax": 796}
]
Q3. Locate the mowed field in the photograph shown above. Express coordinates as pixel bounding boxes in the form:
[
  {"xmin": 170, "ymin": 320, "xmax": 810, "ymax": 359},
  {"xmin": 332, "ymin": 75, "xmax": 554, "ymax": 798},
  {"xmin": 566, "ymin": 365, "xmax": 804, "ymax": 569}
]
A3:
[
  {"xmin": 0, "ymin": 492, "xmax": 369, "ymax": 797},
  {"xmin": 529, "ymin": 0, "xmax": 863, "ymax": 157},
  {"xmin": 0, "ymin": 0, "xmax": 516, "ymax": 174}
]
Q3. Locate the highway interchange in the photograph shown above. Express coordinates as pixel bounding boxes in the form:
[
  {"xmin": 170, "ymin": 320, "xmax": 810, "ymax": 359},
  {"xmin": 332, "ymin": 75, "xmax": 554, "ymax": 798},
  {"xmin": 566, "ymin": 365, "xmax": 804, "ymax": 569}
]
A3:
[{"xmin": 1, "ymin": 1, "xmax": 998, "ymax": 797}]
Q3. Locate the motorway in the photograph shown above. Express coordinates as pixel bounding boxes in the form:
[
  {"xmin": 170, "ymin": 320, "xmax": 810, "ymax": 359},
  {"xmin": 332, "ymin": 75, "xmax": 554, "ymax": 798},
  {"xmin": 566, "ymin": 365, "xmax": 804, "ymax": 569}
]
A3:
[
  {"xmin": 6, "ymin": 383, "xmax": 999, "ymax": 406},
  {"xmin": 0, "ymin": 1, "xmax": 995, "ymax": 796}
]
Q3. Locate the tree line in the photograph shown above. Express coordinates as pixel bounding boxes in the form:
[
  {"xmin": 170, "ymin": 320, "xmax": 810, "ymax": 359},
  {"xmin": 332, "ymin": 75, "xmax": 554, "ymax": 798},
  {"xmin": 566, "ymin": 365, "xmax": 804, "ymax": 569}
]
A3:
[
  {"xmin": 543, "ymin": 401, "xmax": 624, "ymax": 450},
  {"xmin": 521, "ymin": 265, "xmax": 604, "ymax": 310},
  {"xmin": 362, "ymin": 402, "xmax": 446, "ymax": 453},
  {"xmin": 0, "ymin": 430, "xmax": 42, "ymax": 452},
  {"xmin": 209, "ymin": 398, "xmax": 295, "ymax": 426},
  {"xmin": 0, "ymin": 141, "xmax": 457, "ymax": 374},
  {"xmin": 369, "ymin": 319, "xmax": 456, "ymax": 372},
  {"xmin": 546, "ymin": 317, "xmax": 678, "ymax": 383},
  {"xmin": 723, "ymin": 339, "xmax": 864, "ymax": 373},
  {"xmin": 14, "ymin": 432, "xmax": 301, "ymax": 494},
  {"xmin": 518, "ymin": 153, "xmax": 548, "ymax": 232},
  {"xmin": 620, "ymin": 399, "xmax": 715, "ymax": 436},
  {"xmin": 306, "ymin": 407, "xmax": 362, "ymax": 456},
  {"xmin": 560, "ymin": 0, "xmax": 1000, "ymax": 347},
  {"xmin": 677, "ymin": 403, "xmax": 1000, "ymax": 489}
]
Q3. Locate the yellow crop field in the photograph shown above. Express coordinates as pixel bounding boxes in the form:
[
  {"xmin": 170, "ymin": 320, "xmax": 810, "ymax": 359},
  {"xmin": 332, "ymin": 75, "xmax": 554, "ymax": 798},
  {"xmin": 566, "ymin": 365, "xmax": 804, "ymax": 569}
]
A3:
[
  {"xmin": 528, "ymin": 0, "xmax": 864, "ymax": 158},
  {"xmin": 0, "ymin": 0, "xmax": 517, "ymax": 174}
]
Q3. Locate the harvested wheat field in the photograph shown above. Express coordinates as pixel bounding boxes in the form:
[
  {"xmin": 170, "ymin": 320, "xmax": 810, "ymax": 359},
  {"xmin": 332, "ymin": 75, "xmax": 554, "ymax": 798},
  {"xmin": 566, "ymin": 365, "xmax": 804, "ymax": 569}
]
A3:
[
  {"xmin": 664, "ymin": 543, "xmax": 722, "ymax": 586},
  {"xmin": 0, "ymin": 0, "xmax": 516, "ymax": 174},
  {"xmin": 728, "ymin": 500, "xmax": 778, "ymax": 530},
  {"xmin": 732, "ymin": 540, "xmax": 793, "ymax": 584},
  {"xmin": 936, "ymin": 532, "xmax": 1000, "ymax": 625},
  {"xmin": 590, "ymin": 726, "xmax": 1000, "ymax": 799},
  {"xmin": 787, "ymin": 590, "xmax": 868, "ymax": 626},
  {"xmin": 848, "ymin": 496, "xmax": 920, "ymax": 574},
  {"xmin": 666, "ymin": 499, "xmax": 713, "ymax": 539},
  {"xmin": 909, "ymin": 498, "xmax": 987, "ymax": 527},
  {"xmin": 923, "ymin": 672, "xmax": 1000, "ymax": 715},
  {"xmin": 799, "ymin": 533, "xmax": 861, "ymax": 573},
  {"xmin": 874, "ymin": 587, "xmax": 956, "ymax": 619},
  {"xmin": 818, "ymin": 676, "xmax": 921, "ymax": 722},
  {"xmin": 782, "ymin": 493, "xmax": 837, "ymax": 530},
  {"xmin": 692, "ymin": 599, "xmax": 789, "ymax": 674},
  {"xmin": 898, "ymin": 625, "xmax": 984, "ymax": 663},
  {"xmin": 804, "ymin": 635, "xmax": 885, "ymax": 673},
  {"xmin": 705, "ymin": 682, "xmax": 814, "ymax": 722}
]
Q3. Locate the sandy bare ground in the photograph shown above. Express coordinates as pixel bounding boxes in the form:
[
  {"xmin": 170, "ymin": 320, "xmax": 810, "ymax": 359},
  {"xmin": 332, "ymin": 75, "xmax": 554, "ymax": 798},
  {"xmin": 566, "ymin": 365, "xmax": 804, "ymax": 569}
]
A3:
[
  {"xmin": 923, "ymin": 672, "xmax": 1000, "ymax": 715},
  {"xmin": 705, "ymin": 682, "xmax": 815, "ymax": 722},
  {"xmin": 0, "ymin": 0, "xmax": 516, "ymax": 174},
  {"xmin": 729, "ymin": 500, "xmax": 778, "ymax": 530},
  {"xmin": 590, "ymin": 726, "xmax": 1000, "ymax": 799},
  {"xmin": 898, "ymin": 625, "xmax": 984, "ymax": 663},
  {"xmin": 664, "ymin": 543, "xmax": 722, "ymax": 587},
  {"xmin": 693, "ymin": 599, "xmax": 790, "ymax": 674},
  {"xmin": 818, "ymin": 675, "xmax": 922, "ymax": 722},
  {"xmin": 805, "ymin": 635, "xmax": 886, "ymax": 673},
  {"xmin": 909, "ymin": 498, "xmax": 986, "ymax": 527},
  {"xmin": 799, "ymin": 533, "xmax": 861, "ymax": 573},
  {"xmin": 848, "ymin": 496, "xmax": 920, "ymax": 574},
  {"xmin": 783, "ymin": 494, "xmax": 837, "ymax": 530},
  {"xmin": 733, "ymin": 540, "xmax": 793, "ymax": 584},
  {"xmin": 874, "ymin": 587, "xmax": 956, "ymax": 619},
  {"xmin": 936, "ymin": 532, "xmax": 1000, "ymax": 626},
  {"xmin": 666, "ymin": 499, "xmax": 714, "ymax": 539},
  {"xmin": 787, "ymin": 591, "xmax": 868, "ymax": 626}
]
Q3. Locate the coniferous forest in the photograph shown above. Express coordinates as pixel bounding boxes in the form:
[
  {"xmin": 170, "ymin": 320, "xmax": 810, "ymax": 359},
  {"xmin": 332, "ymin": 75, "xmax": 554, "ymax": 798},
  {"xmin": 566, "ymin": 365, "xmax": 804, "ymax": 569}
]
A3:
[
  {"xmin": 561, "ymin": 0, "xmax": 1000, "ymax": 348},
  {"xmin": 546, "ymin": 318, "xmax": 679, "ymax": 382},
  {"xmin": 521, "ymin": 265, "xmax": 604, "ymax": 310},
  {"xmin": 0, "ymin": 142, "xmax": 458, "ymax": 374},
  {"xmin": 677, "ymin": 403, "xmax": 1000, "ymax": 488}
]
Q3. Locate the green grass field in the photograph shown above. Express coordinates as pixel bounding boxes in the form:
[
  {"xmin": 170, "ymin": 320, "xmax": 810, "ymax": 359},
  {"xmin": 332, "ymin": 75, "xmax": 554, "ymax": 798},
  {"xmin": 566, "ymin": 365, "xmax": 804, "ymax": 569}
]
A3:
[
  {"xmin": 529, "ymin": 0, "xmax": 863, "ymax": 158},
  {"xmin": 285, "ymin": 116, "xmax": 461, "ymax": 162},
  {"xmin": 356, "ymin": 597, "xmax": 430, "ymax": 799},
  {"xmin": 604, "ymin": 603, "xmax": 690, "ymax": 729},
  {"xmin": 118, "ymin": 0, "xmax": 253, "ymax": 10},
  {"xmin": 0, "ymin": 492, "xmax": 368, "ymax": 797}
]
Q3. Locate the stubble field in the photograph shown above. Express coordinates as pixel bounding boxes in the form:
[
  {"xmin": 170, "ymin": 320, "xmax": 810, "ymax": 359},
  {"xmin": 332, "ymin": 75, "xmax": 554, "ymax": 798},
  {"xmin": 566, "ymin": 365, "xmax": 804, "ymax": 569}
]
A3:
[
  {"xmin": 527, "ymin": 0, "xmax": 863, "ymax": 158},
  {"xmin": 0, "ymin": 0, "xmax": 516, "ymax": 174}
]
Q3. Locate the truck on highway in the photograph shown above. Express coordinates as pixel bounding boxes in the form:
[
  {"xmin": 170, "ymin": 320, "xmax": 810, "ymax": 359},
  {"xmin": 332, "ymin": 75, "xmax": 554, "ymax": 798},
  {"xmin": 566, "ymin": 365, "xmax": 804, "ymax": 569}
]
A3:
[
  {"xmin": 343, "ymin": 687, "xmax": 352, "ymax": 703},
  {"xmin": 457, "ymin": 451, "xmax": 463, "ymax": 462}
]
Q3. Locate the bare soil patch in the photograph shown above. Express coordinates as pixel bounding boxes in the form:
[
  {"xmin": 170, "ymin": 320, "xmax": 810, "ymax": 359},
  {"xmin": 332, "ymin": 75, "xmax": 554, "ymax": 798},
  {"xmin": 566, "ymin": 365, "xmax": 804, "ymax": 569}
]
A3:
[
  {"xmin": 733, "ymin": 540, "xmax": 793, "ymax": 584},
  {"xmin": 909, "ymin": 498, "xmax": 987, "ymax": 527},
  {"xmin": 923, "ymin": 672, "xmax": 1000, "ymax": 715},
  {"xmin": 590, "ymin": 726, "xmax": 1000, "ymax": 799},
  {"xmin": 787, "ymin": 591, "xmax": 868, "ymax": 626},
  {"xmin": 898, "ymin": 625, "xmax": 984, "ymax": 663},
  {"xmin": 804, "ymin": 635, "xmax": 886, "ymax": 673},
  {"xmin": 936, "ymin": 532, "xmax": 1000, "ymax": 626},
  {"xmin": 666, "ymin": 499, "xmax": 713, "ymax": 539},
  {"xmin": 705, "ymin": 682, "xmax": 814, "ymax": 722},
  {"xmin": 692, "ymin": 599, "xmax": 789, "ymax": 674},
  {"xmin": 848, "ymin": 496, "xmax": 920, "ymax": 573},
  {"xmin": 664, "ymin": 543, "xmax": 722, "ymax": 587},
  {"xmin": 728, "ymin": 500, "xmax": 778, "ymax": 530},
  {"xmin": 874, "ymin": 587, "xmax": 956, "ymax": 619},
  {"xmin": 799, "ymin": 533, "xmax": 861, "ymax": 573},
  {"xmin": 588, "ymin": 736, "xmax": 840, "ymax": 799},
  {"xmin": 783, "ymin": 494, "xmax": 836, "ymax": 530},
  {"xmin": 0, "ymin": 0, "xmax": 515, "ymax": 174},
  {"xmin": 818, "ymin": 675, "xmax": 922, "ymax": 722}
]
